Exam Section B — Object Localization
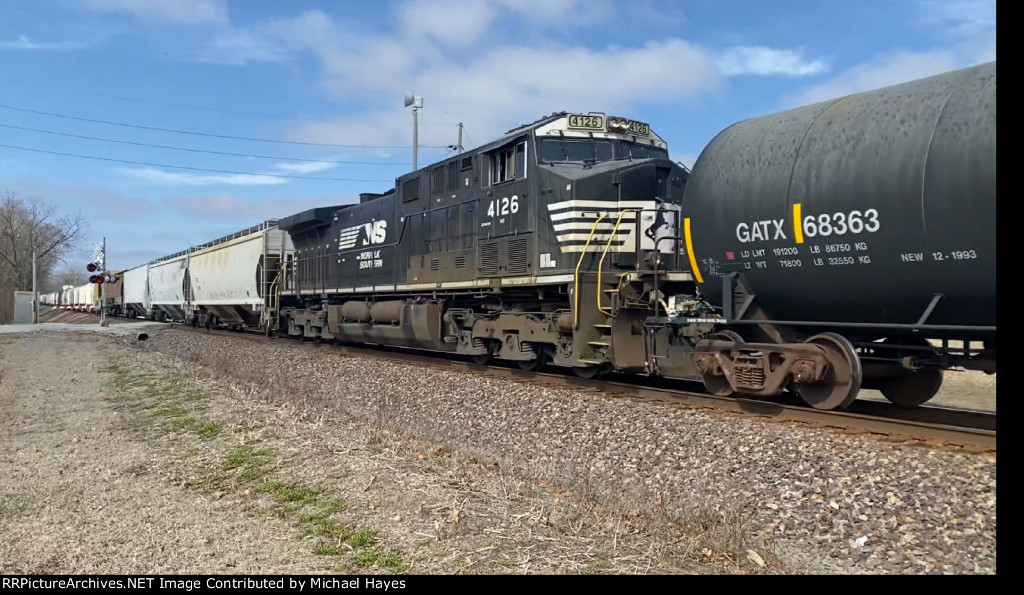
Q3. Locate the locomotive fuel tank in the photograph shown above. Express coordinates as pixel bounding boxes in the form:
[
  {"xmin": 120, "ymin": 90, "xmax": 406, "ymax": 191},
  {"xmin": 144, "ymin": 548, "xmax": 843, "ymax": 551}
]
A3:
[{"xmin": 681, "ymin": 61, "xmax": 996, "ymax": 337}]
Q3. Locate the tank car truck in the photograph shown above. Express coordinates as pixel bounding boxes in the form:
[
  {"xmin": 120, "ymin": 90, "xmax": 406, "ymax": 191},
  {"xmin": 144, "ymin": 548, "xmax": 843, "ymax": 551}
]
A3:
[
  {"xmin": 274, "ymin": 112, "xmax": 705, "ymax": 381},
  {"xmin": 671, "ymin": 61, "xmax": 997, "ymax": 410}
]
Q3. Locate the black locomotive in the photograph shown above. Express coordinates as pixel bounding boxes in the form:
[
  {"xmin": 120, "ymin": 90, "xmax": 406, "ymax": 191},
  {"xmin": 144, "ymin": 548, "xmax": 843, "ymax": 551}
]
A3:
[{"xmin": 277, "ymin": 112, "xmax": 699, "ymax": 381}]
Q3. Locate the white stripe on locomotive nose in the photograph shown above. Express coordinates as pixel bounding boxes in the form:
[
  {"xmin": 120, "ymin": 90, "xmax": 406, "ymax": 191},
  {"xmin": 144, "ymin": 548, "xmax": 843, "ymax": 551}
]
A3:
[
  {"xmin": 547, "ymin": 199, "xmax": 655, "ymax": 210},
  {"xmin": 552, "ymin": 221, "xmax": 636, "ymax": 232},
  {"xmin": 549, "ymin": 211, "xmax": 638, "ymax": 222},
  {"xmin": 555, "ymin": 233, "xmax": 632, "ymax": 242}
]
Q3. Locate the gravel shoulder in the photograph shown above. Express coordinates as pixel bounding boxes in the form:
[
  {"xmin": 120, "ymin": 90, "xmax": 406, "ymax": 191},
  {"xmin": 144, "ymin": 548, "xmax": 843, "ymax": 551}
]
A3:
[
  {"xmin": 0, "ymin": 333, "xmax": 331, "ymax": 573},
  {"xmin": 0, "ymin": 329, "xmax": 997, "ymax": 574}
]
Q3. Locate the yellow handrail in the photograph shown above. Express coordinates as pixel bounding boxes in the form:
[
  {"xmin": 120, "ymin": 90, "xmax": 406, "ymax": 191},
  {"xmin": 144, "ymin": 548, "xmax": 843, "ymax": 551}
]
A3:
[
  {"xmin": 573, "ymin": 212, "xmax": 608, "ymax": 330},
  {"xmin": 597, "ymin": 209, "xmax": 640, "ymax": 316}
]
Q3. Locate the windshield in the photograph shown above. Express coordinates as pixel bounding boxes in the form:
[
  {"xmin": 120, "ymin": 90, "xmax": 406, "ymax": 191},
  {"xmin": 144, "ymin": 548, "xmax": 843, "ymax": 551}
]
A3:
[
  {"xmin": 540, "ymin": 139, "xmax": 614, "ymax": 164},
  {"xmin": 626, "ymin": 143, "xmax": 669, "ymax": 159}
]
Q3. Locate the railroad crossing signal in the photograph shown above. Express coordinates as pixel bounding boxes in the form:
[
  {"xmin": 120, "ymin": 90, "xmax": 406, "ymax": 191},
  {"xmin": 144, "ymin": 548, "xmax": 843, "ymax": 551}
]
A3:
[
  {"xmin": 89, "ymin": 272, "xmax": 118, "ymax": 284},
  {"xmin": 86, "ymin": 262, "xmax": 99, "ymax": 272}
]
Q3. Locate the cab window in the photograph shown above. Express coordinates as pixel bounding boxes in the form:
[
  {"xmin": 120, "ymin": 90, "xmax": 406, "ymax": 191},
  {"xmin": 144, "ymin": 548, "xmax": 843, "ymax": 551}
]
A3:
[
  {"xmin": 490, "ymin": 140, "xmax": 527, "ymax": 185},
  {"xmin": 540, "ymin": 139, "xmax": 613, "ymax": 164},
  {"xmin": 626, "ymin": 143, "xmax": 669, "ymax": 159}
]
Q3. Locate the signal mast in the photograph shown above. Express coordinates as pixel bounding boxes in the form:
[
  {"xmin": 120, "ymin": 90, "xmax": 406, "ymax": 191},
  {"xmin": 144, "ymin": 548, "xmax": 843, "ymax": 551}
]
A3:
[{"xmin": 86, "ymin": 238, "xmax": 117, "ymax": 327}]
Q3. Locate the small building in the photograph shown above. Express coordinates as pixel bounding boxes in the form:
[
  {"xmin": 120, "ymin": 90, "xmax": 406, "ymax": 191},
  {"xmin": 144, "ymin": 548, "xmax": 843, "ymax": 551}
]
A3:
[{"xmin": 12, "ymin": 291, "xmax": 34, "ymax": 324}]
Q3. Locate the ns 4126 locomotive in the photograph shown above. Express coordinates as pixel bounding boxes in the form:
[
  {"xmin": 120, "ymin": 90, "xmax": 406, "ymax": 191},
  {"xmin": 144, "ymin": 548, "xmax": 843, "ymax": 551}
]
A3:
[{"xmin": 275, "ymin": 111, "xmax": 704, "ymax": 382}]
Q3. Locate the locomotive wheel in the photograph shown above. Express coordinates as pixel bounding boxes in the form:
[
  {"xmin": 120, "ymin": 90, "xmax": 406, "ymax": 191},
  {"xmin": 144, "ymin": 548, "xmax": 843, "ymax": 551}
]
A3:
[
  {"xmin": 877, "ymin": 337, "xmax": 944, "ymax": 408},
  {"xmin": 794, "ymin": 332, "xmax": 863, "ymax": 410},
  {"xmin": 472, "ymin": 353, "xmax": 492, "ymax": 365},
  {"xmin": 517, "ymin": 351, "xmax": 548, "ymax": 372},
  {"xmin": 699, "ymin": 330, "xmax": 745, "ymax": 397},
  {"xmin": 573, "ymin": 364, "xmax": 610, "ymax": 379}
]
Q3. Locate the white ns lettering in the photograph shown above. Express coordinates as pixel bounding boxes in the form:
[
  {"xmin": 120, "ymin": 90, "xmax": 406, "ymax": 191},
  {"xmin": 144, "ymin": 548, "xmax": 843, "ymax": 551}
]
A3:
[{"xmin": 362, "ymin": 220, "xmax": 387, "ymax": 246}]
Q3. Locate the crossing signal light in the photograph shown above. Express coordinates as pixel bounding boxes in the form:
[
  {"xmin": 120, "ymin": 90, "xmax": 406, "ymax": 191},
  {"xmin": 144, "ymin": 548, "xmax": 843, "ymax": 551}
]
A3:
[
  {"xmin": 86, "ymin": 262, "xmax": 99, "ymax": 272},
  {"xmin": 89, "ymin": 273, "xmax": 118, "ymax": 285}
]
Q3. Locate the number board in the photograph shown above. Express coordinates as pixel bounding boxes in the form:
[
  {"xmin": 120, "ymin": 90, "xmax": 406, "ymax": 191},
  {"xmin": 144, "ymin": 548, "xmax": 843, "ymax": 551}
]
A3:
[
  {"xmin": 626, "ymin": 120, "xmax": 650, "ymax": 136},
  {"xmin": 566, "ymin": 114, "xmax": 605, "ymax": 131}
]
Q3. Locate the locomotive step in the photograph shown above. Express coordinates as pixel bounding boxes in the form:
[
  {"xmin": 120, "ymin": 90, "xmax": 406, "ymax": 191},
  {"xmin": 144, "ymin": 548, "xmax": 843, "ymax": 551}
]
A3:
[
  {"xmin": 587, "ymin": 341, "xmax": 611, "ymax": 347},
  {"xmin": 593, "ymin": 323, "xmax": 612, "ymax": 329},
  {"xmin": 577, "ymin": 359, "xmax": 606, "ymax": 365}
]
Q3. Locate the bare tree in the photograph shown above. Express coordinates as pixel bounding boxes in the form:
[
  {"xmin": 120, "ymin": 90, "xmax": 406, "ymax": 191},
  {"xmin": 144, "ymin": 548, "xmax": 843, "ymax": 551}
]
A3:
[
  {"xmin": 0, "ymin": 189, "xmax": 86, "ymax": 292},
  {"xmin": 51, "ymin": 266, "xmax": 89, "ymax": 290}
]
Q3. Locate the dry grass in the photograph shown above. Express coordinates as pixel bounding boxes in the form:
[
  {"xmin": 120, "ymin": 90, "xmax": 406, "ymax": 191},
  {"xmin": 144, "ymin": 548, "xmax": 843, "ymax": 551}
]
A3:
[{"xmin": 127, "ymin": 335, "xmax": 778, "ymax": 574}]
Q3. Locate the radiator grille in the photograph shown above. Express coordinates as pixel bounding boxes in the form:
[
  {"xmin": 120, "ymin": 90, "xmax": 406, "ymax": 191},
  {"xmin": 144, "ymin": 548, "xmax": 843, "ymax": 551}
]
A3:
[
  {"xmin": 454, "ymin": 256, "xmax": 467, "ymax": 269},
  {"xmin": 429, "ymin": 258, "xmax": 441, "ymax": 271},
  {"xmin": 507, "ymin": 238, "xmax": 529, "ymax": 275},
  {"xmin": 479, "ymin": 242, "xmax": 500, "ymax": 276}
]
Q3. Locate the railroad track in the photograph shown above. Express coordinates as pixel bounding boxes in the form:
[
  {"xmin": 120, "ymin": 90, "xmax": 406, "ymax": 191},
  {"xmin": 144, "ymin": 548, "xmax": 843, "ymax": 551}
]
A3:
[{"xmin": 87, "ymin": 315, "xmax": 998, "ymax": 452}]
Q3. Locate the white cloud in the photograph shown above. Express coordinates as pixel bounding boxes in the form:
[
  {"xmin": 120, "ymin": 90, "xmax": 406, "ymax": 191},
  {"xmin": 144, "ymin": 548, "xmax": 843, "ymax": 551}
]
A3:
[
  {"xmin": 919, "ymin": 0, "xmax": 996, "ymax": 40},
  {"xmin": 397, "ymin": 0, "xmax": 501, "ymax": 46},
  {"xmin": 269, "ymin": 7, "xmax": 721, "ymax": 149},
  {"xmin": 0, "ymin": 34, "xmax": 92, "ymax": 51},
  {"xmin": 83, "ymin": 0, "xmax": 228, "ymax": 26},
  {"xmin": 786, "ymin": 0, "xmax": 995, "ymax": 107},
  {"xmin": 117, "ymin": 167, "xmax": 287, "ymax": 186},
  {"xmin": 717, "ymin": 46, "xmax": 830, "ymax": 77},
  {"xmin": 272, "ymin": 161, "xmax": 337, "ymax": 174},
  {"xmin": 162, "ymin": 195, "xmax": 347, "ymax": 220},
  {"xmin": 394, "ymin": 0, "xmax": 607, "ymax": 45},
  {"xmin": 198, "ymin": 29, "xmax": 293, "ymax": 65},
  {"xmin": 787, "ymin": 51, "xmax": 961, "ymax": 106}
]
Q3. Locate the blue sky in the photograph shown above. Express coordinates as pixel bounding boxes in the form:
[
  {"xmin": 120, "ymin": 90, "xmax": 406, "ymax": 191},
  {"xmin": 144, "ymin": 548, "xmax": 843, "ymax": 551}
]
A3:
[{"xmin": 0, "ymin": 0, "xmax": 996, "ymax": 270}]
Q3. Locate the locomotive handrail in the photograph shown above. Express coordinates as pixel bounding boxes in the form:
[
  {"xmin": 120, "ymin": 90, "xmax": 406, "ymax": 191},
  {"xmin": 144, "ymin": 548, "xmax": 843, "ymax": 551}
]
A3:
[
  {"xmin": 597, "ymin": 209, "xmax": 640, "ymax": 316},
  {"xmin": 573, "ymin": 212, "xmax": 608, "ymax": 330}
]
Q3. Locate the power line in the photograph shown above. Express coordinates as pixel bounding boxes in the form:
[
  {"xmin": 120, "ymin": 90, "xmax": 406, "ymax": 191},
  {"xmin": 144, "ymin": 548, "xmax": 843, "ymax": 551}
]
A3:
[
  {"xmin": 0, "ymin": 103, "xmax": 450, "ymax": 150},
  {"xmin": 17, "ymin": 85, "xmax": 333, "ymax": 121},
  {"xmin": 0, "ymin": 122, "xmax": 406, "ymax": 166},
  {"xmin": 0, "ymin": 142, "xmax": 395, "ymax": 182}
]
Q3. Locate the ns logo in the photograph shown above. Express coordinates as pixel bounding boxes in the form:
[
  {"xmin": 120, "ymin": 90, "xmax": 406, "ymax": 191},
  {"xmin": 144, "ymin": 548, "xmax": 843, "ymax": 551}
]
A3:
[
  {"xmin": 339, "ymin": 219, "xmax": 388, "ymax": 250},
  {"xmin": 362, "ymin": 220, "xmax": 387, "ymax": 245}
]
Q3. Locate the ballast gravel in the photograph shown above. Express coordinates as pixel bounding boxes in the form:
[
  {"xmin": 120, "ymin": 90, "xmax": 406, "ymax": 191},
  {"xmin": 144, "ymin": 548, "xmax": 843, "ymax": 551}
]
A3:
[{"xmin": 147, "ymin": 329, "xmax": 996, "ymax": 574}]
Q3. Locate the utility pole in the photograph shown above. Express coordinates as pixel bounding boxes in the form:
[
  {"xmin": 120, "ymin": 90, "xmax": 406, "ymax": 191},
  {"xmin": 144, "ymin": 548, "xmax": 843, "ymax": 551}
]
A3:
[
  {"xmin": 457, "ymin": 122, "xmax": 464, "ymax": 153},
  {"xmin": 32, "ymin": 249, "xmax": 38, "ymax": 324},
  {"xmin": 412, "ymin": 107, "xmax": 419, "ymax": 170},
  {"xmin": 404, "ymin": 92, "xmax": 423, "ymax": 171}
]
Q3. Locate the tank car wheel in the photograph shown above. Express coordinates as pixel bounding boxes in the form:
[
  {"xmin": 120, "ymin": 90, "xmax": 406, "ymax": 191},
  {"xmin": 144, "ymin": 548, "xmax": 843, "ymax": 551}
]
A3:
[
  {"xmin": 794, "ymin": 332, "xmax": 862, "ymax": 410},
  {"xmin": 877, "ymin": 337, "xmax": 944, "ymax": 408},
  {"xmin": 699, "ymin": 330, "xmax": 745, "ymax": 397},
  {"xmin": 879, "ymin": 368, "xmax": 943, "ymax": 408}
]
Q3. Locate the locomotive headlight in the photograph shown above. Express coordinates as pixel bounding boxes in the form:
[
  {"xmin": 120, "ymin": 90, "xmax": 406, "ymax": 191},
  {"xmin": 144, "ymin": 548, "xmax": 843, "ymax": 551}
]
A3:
[{"xmin": 608, "ymin": 117, "xmax": 630, "ymax": 131}]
